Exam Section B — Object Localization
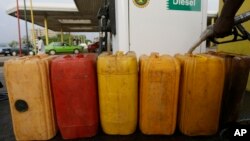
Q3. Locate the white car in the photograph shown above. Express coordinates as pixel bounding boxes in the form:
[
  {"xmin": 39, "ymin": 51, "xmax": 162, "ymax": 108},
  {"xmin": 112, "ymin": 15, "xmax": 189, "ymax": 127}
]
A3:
[{"xmin": 79, "ymin": 43, "xmax": 88, "ymax": 49}]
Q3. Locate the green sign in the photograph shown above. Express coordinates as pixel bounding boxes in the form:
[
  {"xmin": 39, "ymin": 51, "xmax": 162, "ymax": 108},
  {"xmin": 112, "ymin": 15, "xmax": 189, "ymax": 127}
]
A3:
[{"xmin": 167, "ymin": 0, "xmax": 201, "ymax": 11}]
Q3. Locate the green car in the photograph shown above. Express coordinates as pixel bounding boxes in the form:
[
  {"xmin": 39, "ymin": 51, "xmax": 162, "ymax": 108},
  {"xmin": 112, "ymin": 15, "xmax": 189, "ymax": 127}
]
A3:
[{"xmin": 45, "ymin": 42, "xmax": 83, "ymax": 55}]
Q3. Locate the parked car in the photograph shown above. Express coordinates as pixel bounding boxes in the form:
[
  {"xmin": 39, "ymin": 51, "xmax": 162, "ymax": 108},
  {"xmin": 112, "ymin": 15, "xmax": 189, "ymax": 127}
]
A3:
[
  {"xmin": 45, "ymin": 42, "xmax": 83, "ymax": 55},
  {"xmin": 88, "ymin": 42, "xmax": 99, "ymax": 53},
  {"xmin": 79, "ymin": 43, "xmax": 88, "ymax": 49},
  {"xmin": 0, "ymin": 43, "xmax": 11, "ymax": 56},
  {"xmin": 11, "ymin": 44, "xmax": 33, "ymax": 56}
]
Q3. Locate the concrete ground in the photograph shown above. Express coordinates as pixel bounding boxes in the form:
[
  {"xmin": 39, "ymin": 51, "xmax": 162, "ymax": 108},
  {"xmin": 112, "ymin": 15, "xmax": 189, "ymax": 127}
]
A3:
[
  {"xmin": 0, "ymin": 55, "xmax": 14, "ymax": 93},
  {"xmin": 0, "ymin": 55, "xmax": 17, "ymax": 67}
]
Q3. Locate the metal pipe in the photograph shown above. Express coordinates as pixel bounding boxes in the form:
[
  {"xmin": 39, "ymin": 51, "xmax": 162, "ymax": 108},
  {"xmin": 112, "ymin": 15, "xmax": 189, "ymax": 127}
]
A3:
[
  {"xmin": 107, "ymin": 32, "xmax": 111, "ymax": 52},
  {"xmin": 23, "ymin": 0, "xmax": 29, "ymax": 46},
  {"xmin": 44, "ymin": 15, "xmax": 49, "ymax": 45},
  {"xmin": 61, "ymin": 27, "xmax": 64, "ymax": 42},
  {"xmin": 69, "ymin": 32, "xmax": 71, "ymax": 45},
  {"xmin": 30, "ymin": 0, "xmax": 36, "ymax": 54},
  {"xmin": 16, "ymin": 0, "xmax": 22, "ymax": 56}
]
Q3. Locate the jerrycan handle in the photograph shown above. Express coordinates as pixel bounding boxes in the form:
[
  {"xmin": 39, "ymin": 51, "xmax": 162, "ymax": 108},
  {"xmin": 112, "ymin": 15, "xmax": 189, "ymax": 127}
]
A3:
[
  {"xmin": 30, "ymin": 54, "xmax": 48, "ymax": 59},
  {"xmin": 63, "ymin": 55, "xmax": 72, "ymax": 59},
  {"xmin": 150, "ymin": 52, "xmax": 160, "ymax": 58},
  {"xmin": 18, "ymin": 54, "xmax": 48, "ymax": 60},
  {"xmin": 116, "ymin": 51, "xmax": 124, "ymax": 56},
  {"xmin": 76, "ymin": 54, "xmax": 84, "ymax": 58},
  {"xmin": 36, "ymin": 54, "xmax": 48, "ymax": 59}
]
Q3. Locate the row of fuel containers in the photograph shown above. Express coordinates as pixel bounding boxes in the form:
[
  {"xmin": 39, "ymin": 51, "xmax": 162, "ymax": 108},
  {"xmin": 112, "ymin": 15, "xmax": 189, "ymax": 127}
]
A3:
[{"xmin": 4, "ymin": 52, "xmax": 250, "ymax": 140}]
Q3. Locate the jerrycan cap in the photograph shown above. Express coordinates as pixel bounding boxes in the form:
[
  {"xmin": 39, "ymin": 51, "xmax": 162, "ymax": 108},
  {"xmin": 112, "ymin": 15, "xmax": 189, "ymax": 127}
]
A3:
[
  {"xmin": 150, "ymin": 52, "xmax": 160, "ymax": 58},
  {"xmin": 15, "ymin": 99, "xmax": 28, "ymax": 112},
  {"xmin": 116, "ymin": 51, "xmax": 124, "ymax": 56}
]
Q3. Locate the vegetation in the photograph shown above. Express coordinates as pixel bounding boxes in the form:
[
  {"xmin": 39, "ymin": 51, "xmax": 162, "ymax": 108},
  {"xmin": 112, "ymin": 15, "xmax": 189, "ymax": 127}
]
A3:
[
  {"xmin": 43, "ymin": 34, "xmax": 88, "ymax": 45},
  {"xmin": 8, "ymin": 40, "xmax": 18, "ymax": 47}
]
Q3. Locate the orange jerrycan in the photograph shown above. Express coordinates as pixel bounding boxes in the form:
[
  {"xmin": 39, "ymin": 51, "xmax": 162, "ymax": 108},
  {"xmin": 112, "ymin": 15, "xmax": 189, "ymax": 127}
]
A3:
[
  {"xmin": 175, "ymin": 54, "xmax": 225, "ymax": 136},
  {"xmin": 97, "ymin": 51, "xmax": 138, "ymax": 135},
  {"xmin": 4, "ymin": 55, "xmax": 57, "ymax": 140},
  {"xmin": 139, "ymin": 53, "xmax": 180, "ymax": 135}
]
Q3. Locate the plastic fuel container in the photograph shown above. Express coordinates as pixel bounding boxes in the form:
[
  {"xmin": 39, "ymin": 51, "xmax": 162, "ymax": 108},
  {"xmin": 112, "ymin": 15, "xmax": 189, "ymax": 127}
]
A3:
[
  {"xmin": 207, "ymin": 52, "xmax": 250, "ymax": 126},
  {"xmin": 97, "ymin": 51, "xmax": 138, "ymax": 135},
  {"xmin": 51, "ymin": 54, "xmax": 98, "ymax": 139},
  {"xmin": 139, "ymin": 53, "xmax": 180, "ymax": 135},
  {"xmin": 4, "ymin": 55, "xmax": 57, "ymax": 140},
  {"xmin": 175, "ymin": 54, "xmax": 225, "ymax": 136}
]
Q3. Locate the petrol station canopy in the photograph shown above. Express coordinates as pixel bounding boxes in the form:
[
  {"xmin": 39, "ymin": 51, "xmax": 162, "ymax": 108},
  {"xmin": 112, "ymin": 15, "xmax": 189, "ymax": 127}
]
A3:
[{"xmin": 6, "ymin": 0, "xmax": 104, "ymax": 32}]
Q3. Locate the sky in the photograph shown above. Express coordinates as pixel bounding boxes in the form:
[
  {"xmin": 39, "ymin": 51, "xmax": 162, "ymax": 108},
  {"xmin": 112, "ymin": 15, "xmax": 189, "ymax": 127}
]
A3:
[
  {"xmin": 0, "ymin": 0, "xmax": 98, "ymax": 44},
  {"xmin": 0, "ymin": 0, "xmax": 219, "ymax": 44}
]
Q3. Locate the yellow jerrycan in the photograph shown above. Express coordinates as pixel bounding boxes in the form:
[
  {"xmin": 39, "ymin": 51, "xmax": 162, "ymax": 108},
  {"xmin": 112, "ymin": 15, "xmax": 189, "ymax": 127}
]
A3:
[
  {"xmin": 175, "ymin": 54, "xmax": 225, "ymax": 136},
  {"xmin": 139, "ymin": 52, "xmax": 180, "ymax": 135},
  {"xmin": 4, "ymin": 55, "xmax": 57, "ymax": 140},
  {"xmin": 97, "ymin": 51, "xmax": 138, "ymax": 135}
]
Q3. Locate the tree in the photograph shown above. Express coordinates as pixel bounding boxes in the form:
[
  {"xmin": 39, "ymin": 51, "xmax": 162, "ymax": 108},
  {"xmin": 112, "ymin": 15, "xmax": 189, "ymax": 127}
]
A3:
[
  {"xmin": 21, "ymin": 36, "xmax": 30, "ymax": 44},
  {"xmin": 9, "ymin": 41, "xmax": 18, "ymax": 47}
]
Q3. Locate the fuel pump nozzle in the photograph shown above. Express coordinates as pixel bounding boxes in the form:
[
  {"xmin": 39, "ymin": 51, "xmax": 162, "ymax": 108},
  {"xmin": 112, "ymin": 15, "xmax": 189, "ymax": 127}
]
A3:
[{"xmin": 188, "ymin": 11, "xmax": 250, "ymax": 54}]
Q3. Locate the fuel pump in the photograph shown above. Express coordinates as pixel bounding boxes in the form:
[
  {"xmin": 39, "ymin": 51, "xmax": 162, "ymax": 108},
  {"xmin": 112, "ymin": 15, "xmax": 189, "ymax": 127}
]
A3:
[{"xmin": 97, "ymin": 0, "xmax": 116, "ymax": 54}]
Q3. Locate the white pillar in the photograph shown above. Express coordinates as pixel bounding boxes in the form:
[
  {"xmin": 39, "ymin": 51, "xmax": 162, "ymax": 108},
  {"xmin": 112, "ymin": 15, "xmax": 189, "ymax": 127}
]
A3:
[{"xmin": 112, "ymin": 0, "xmax": 129, "ymax": 53}]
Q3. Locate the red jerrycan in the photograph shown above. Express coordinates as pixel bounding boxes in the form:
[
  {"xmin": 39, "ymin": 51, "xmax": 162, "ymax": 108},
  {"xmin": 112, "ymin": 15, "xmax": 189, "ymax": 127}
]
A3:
[{"xmin": 51, "ymin": 54, "xmax": 99, "ymax": 139}]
